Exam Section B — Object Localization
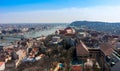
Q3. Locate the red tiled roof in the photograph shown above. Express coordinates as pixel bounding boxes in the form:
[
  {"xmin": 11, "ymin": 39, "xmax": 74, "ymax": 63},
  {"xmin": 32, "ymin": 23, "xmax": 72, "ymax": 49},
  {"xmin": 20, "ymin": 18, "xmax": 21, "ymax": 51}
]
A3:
[
  {"xmin": 76, "ymin": 41, "xmax": 89, "ymax": 56},
  {"xmin": 100, "ymin": 43, "xmax": 113, "ymax": 56},
  {"xmin": 0, "ymin": 62, "xmax": 4, "ymax": 66},
  {"xmin": 59, "ymin": 30, "xmax": 66, "ymax": 34},
  {"xmin": 71, "ymin": 65, "xmax": 83, "ymax": 71}
]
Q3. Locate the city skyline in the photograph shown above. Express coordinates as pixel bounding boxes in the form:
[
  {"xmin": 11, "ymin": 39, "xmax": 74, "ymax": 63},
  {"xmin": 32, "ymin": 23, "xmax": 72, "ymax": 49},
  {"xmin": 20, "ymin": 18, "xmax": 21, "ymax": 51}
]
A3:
[{"xmin": 1, "ymin": 0, "xmax": 120, "ymax": 23}]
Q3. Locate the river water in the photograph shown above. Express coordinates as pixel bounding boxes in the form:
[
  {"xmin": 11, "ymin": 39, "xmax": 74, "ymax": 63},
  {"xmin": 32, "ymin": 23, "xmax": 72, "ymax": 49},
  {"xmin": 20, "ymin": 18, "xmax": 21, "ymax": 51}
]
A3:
[
  {"xmin": 24, "ymin": 25, "xmax": 66, "ymax": 38},
  {"xmin": 0, "ymin": 25, "xmax": 67, "ymax": 46}
]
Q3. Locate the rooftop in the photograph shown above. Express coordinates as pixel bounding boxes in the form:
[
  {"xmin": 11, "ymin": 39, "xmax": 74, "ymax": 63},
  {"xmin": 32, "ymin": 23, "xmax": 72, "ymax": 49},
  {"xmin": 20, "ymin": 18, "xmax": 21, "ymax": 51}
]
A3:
[
  {"xmin": 0, "ymin": 62, "xmax": 4, "ymax": 67},
  {"xmin": 100, "ymin": 43, "xmax": 113, "ymax": 56},
  {"xmin": 76, "ymin": 41, "xmax": 89, "ymax": 56},
  {"xmin": 71, "ymin": 65, "xmax": 82, "ymax": 71}
]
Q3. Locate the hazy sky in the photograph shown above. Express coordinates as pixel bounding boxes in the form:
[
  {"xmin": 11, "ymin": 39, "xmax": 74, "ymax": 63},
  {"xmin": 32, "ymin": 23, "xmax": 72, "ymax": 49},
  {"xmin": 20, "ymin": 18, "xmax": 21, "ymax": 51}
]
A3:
[{"xmin": 0, "ymin": 0, "xmax": 120, "ymax": 23}]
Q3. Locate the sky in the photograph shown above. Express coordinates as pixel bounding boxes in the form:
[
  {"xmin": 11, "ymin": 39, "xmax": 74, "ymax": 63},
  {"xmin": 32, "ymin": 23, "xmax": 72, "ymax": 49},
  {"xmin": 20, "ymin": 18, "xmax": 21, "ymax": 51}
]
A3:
[{"xmin": 0, "ymin": 0, "xmax": 120, "ymax": 23}]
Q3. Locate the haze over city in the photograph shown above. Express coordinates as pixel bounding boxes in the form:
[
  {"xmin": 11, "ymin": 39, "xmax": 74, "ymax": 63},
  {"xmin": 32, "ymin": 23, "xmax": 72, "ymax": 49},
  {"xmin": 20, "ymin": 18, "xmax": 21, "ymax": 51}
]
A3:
[
  {"xmin": 1, "ymin": 0, "xmax": 120, "ymax": 71},
  {"xmin": 1, "ymin": 0, "xmax": 120, "ymax": 23}
]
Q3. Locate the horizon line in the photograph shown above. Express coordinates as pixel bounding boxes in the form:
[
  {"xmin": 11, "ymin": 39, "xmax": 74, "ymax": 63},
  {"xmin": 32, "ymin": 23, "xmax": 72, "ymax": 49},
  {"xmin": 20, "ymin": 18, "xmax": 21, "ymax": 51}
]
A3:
[{"xmin": 1, "ymin": 20, "xmax": 120, "ymax": 24}]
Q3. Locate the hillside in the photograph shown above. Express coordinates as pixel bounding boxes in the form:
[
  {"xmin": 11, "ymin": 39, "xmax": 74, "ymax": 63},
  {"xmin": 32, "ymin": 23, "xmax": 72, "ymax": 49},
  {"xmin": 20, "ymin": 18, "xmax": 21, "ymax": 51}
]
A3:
[{"xmin": 70, "ymin": 21, "xmax": 120, "ymax": 35}]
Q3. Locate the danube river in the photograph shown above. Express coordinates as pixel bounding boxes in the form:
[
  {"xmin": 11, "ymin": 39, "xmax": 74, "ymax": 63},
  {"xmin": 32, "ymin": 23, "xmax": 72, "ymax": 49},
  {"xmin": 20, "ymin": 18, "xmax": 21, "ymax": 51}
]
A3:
[
  {"xmin": 24, "ymin": 25, "xmax": 66, "ymax": 38},
  {"xmin": 0, "ymin": 24, "xmax": 67, "ymax": 46}
]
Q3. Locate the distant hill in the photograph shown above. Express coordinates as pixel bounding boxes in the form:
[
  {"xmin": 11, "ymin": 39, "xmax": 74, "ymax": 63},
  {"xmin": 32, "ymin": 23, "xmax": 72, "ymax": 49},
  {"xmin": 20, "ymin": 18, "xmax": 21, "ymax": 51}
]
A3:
[{"xmin": 70, "ymin": 21, "xmax": 120, "ymax": 35}]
